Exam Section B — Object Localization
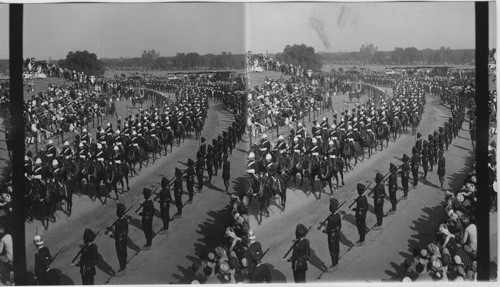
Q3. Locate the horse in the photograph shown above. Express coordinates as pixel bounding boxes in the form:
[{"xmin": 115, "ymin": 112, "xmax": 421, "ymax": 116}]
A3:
[
  {"xmin": 411, "ymin": 113, "xmax": 420, "ymax": 135},
  {"xmin": 360, "ymin": 129, "xmax": 376, "ymax": 158},
  {"xmin": 183, "ymin": 117, "xmax": 193, "ymax": 137},
  {"xmin": 33, "ymin": 179, "xmax": 58, "ymax": 230},
  {"xmin": 286, "ymin": 152, "xmax": 305, "ymax": 187},
  {"xmin": 303, "ymin": 154, "xmax": 321, "ymax": 199},
  {"xmin": 377, "ymin": 124, "xmax": 390, "ymax": 151},
  {"xmin": 127, "ymin": 143, "xmax": 148, "ymax": 175},
  {"xmin": 390, "ymin": 117, "xmax": 402, "ymax": 141},
  {"xmin": 160, "ymin": 127, "xmax": 174, "ymax": 155},
  {"xmin": 145, "ymin": 134, "xmax": 161, "ymax": 163},
  {"xmin": 194, "ymin": 118, "xmax": 203, "ymax": 140},
  {"xmin": 256, "ymin": 173, "xmax": 288, "ymax": 221},
  {"xmin": 342, "ymin": 139, "xmax": 364, "ymax": 171},
  {"xmin": 87, "ymin": 161, "xmax": 108, "ymax": 204},
  {"xmin": 175, "ymin": 122, "xmax": 185, "ymax": 145},
  {"xmin": 105, "ymin": 162, "xmax": 130, "ymax": 200},
  {"xmin": 400, "ymin": 112, "xmax": 409, "ymax": 131},
  {"xmin": 48, "ymin": 177, "xmax": 73, "ymax": 216}
]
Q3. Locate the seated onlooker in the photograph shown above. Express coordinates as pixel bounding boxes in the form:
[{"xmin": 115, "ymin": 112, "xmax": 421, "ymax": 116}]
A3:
[{"xmin": 0, "ymin": 227, "xmax": 12, "ymax": 268}]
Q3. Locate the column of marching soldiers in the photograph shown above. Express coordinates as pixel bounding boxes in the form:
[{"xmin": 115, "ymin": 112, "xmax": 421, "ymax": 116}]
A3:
[
  {"xmin": 238, "ymin": 80, "xmax": 466, "ymax": 283},
  {"xmin": 28, "ymin": 82, "xmax": 248, "ymax": 285}
]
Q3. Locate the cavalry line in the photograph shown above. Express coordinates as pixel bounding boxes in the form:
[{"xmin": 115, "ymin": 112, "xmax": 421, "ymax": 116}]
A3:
[
  {"xmin": 245, "ymin": 94, "xmax": 452, "ymax": 282},
  {"xmin": 24, "ymin": 99, "xmax": 234, "ymax": 284}
]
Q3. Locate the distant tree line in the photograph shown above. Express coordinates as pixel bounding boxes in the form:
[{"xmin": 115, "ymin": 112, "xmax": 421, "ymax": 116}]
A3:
[
  {"xmin": 275, "ymin": 44, "xmax": 322, "ymax": 70},
  {"xmin": 320, "ymin": 47, "xmax": 475, "ymax": 66},
  {"xmin": 102, "ymin": 52, "xmax": 246, "ymax": 70},
  {"xmin": 58, "ymin": 50, "xmax": 106, "ymax": 76}
]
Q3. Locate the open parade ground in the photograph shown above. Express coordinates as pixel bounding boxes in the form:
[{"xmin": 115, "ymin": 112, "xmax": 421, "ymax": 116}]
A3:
[{"xmin": 0, "ymin": 2, "xmax": 496, "ymax": 285}]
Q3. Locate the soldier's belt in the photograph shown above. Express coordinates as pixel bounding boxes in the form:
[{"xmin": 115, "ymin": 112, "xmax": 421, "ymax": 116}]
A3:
[
  {"xmin": 97, "ymin": 158, "xmax": 104, "ymax": 162},
  {"xmin": 247, "ymin": 169, "xmax": 255, "ymax": 174},
  {"xmin": 279, "ymin": 149, "xmax": 286, "ymax": 153},
  {"xmin": 115, "ymin": 160, "xmax": 122, "ymax": 164},
  {"xmin": 65, "ymin": 155, "xmax": 72, "ymax": 159},
  {"xmin": 107, "ymin": 133, "xmax": 112, "ymax": 136},
  {"xmin": 294, "ymin": 149, "xmax": 301, "ymax": 153},
  {"xmin": 259, "ymin": 148, "xmax": 267, "ymax": 151},
  {"xmin": 33, "ymin": 175, "xmax": 42, "ymax": 180},
  {"xmin": 312, "ymin": 152, "xmax": 319, "ymax": 156},
  {"xmin": 100, "ymin": 141, "xmax": 106, "ymax": 145},
  {"xmin": 46, "ymin": 154, "xmax": 53, "ymax": 157},
  {"xmin": 315, "ymin": 135, "xmax": 321, "ymax": 139},
  {"xmin": 133, "ymin": 143, "xmax": 139, "ymax": 147},
  {"xmin": 116, "ymin": 142, "xmax": 122, "ymax": 145},
  {"xmin": 330, "ymin": 155, "xmax": 337, "ymax": 159},
  {"xmin": 79, "ymin": 155, "xmax": 86, "ymax": 159}
]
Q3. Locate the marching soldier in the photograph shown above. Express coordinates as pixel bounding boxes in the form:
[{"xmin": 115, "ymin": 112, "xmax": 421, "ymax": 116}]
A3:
[
  {"xmin": 415, "ymin": 132, "xmax": 423, "ymax": 153},
  {"xmin": 400, "ymin": 154, "xmax": 410, "ymax": 198},
  {"xmin": 373, "ymin": 172, "xmax": 385, "ymax": 229},
  {"xmin": 352, "ymin": 183, "xmax": 368, "ymax": 245},
  {"xmin": 107, "ymin": 203, "xmax": 128, "ymax": 274},
  {"xmin": 421, "ymin": 141, "xmax": 429, "ymax": 179},
  {"xmin": 174, "ymin": 168, "xmax": 184, "ymax": 218},
  {"xmin": 205, "ymin": 145, "xmax": 214, "ymax": 183},
  {"xmin": 411, "ymin": 147, "xmax": 420, "ymax": 187},
  {"xmin": 34, "ymin": 235, "xmax": 51, "ymax": 283},
  {"xmin": 212, "ymin": 138, "xmax": 220, "ymax": 175},
  {"xmin": 437, "ymin": 149, "xmax": 446, "ymax": 188},
  {"xmin": 285, "ymin": 224, "xmax": 311, "ymax": 283},
  {"xmin": 186, "ymin": 159, "xmax": 195, "ymax": 203},
  {"xmin": 195, "ymin": 152, "xmax": 204, "ymax": 192},
  {"xmin": 139, "ymin": 188, "xmax": 154, "ymax": 249},
  {"xmin": 74, "ymin": 229, "xmax": 98, "ymax": 285},
  {"xmin": 158, "ymin": 177, "xmax": 172, "ymax": 233},
  {"xmin": 428, "ymin": 135, "xmax": 435, "ymax": 171},
  {"xmin": 388, "ymin": 163, "xmax": 398, "ymax": 214},
  {"xmin": 321, "ymin": 198, "xmax": 341, "ymax": 269},
  {"xmin": 36, "ymin": 246, "xmax": 60, "ymax": 285},
  {"xmin": 222, "ymin": 153, "xmax": 231, "ymax": 192}
]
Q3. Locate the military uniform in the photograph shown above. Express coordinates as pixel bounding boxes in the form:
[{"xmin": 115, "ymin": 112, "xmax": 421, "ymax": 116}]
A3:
[
  {"xmin": 195, "ymin": 156, "xmax": 204, "ymax": 192},
  {"xmin": 289, "ymin": 224, "xmax": 311, "ymax": 283},
  {"xmin": 323, "ymin": 199, "xmax": 341, "ymax": 267},
  {"xmin": 373, "ymin": 173, "xmax": 385, "ymax": 227},
  {"xmin": 222, "ymin": 155, "xmax": 231, "ymax": 192},
  {"xmin": 353, "ymin": 184, "xmax": 368, "ymax": 243},
  {"xmin": 205, "ymin": 146, "xmax": 214, "ymax": 183},
  {"xmin": 388, "ymin": 164, "xmax": 398, "ymax": 213},
  {"xmin": 437, "ymin": 151, "xmax": 446, "ymax": 188},
  {"xmin": 140, "ymin": 188, "xmax": 154, "ymax": 248},
  {"xmin": 158, "ymin": 178, "xmax": 172, "ymax": 232},
  {"xmin": 78, "ymin": 229, "xmax": 98, "ymax": 285},
  {"xmin": 174, "ymin": 168, "xmax": 184, "ymax": 217},
  {"xmin": 212, "ymin": 139, "xmax": 220, "ymax": 175},
  {"xmin": 111, "ymin": 203, "xmax": 128, "ymax": 272},
  {"xmin": 411, "ymin": 147, "xmax": 420, "ymax": 186},
  {"xmin": 400, "ymin": 154, "xmax": 410, "ymax": 198},
  {"xmin": 428, "ymin": 135, "xmax": 435, "ymax": 171},
  {"xmin": 186, "ymin": 159, "xmax": 195, "ymax": 202},
  {"xmin": 421, "ymin": 143, "xmax": 429, "ymax": 179}
]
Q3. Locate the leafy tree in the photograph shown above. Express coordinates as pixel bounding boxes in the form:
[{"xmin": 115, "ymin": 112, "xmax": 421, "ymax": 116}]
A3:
[
  {"xmin": 58, "ymin": 50, "xmax": 105, "ymax": 76},
  {"xmin": 275, "ymin": 44, "xmax": 321, "ymax": 70}
]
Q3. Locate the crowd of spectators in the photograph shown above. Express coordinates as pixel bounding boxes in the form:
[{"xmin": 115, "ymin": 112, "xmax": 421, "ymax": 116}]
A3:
[{"xmin": 187, "ymin": 195, "xmax": 270, "ymax": 284}]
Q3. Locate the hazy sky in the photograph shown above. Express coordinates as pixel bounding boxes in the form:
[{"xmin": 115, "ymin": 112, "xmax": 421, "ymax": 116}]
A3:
[
  {"xmin": 0, "ymin": 2, "xmax": 497, "ymax": 60},
  {"xmin": 247, "ymin": 2, "xmax": 493, "ymax": 54},
  {"xmin": 9, "ymin": 3, "xmax": 246, "ymax": 59}
]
